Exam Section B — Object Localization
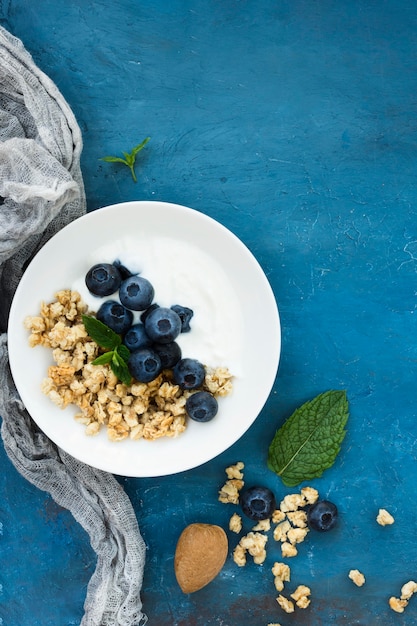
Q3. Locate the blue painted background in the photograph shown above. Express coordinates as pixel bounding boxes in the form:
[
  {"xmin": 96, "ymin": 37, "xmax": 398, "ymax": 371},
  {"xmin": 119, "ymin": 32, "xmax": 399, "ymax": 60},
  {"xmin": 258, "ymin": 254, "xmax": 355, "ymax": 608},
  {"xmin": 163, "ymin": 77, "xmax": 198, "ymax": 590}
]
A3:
[{"xmin": 1, "ymin": 1, "xmax": 417, "ymax": 624}]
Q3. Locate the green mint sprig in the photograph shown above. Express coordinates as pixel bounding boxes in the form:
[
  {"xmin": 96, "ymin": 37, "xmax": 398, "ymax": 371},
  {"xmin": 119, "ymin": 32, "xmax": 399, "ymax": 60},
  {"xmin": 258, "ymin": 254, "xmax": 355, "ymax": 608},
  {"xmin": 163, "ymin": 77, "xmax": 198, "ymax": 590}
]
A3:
[
  {"xmin": 100, "ymin": 136, "xmax": 150, "ymax": 182},
  {"xmin": 82, "ymin": 314, "xmax": 132, "ymax": 386},
  {"xmin": 267, "ymin": 390, "xmax": 349, "ymax": 487}
]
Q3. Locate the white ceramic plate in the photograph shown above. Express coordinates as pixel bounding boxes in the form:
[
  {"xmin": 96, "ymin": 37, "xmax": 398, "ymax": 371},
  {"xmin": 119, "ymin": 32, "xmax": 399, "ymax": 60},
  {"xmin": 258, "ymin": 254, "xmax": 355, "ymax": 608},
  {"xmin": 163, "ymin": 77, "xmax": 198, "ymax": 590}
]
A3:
[{"xmin": 8, "ymin": 201, "xmax": 281, "ymax": 477}]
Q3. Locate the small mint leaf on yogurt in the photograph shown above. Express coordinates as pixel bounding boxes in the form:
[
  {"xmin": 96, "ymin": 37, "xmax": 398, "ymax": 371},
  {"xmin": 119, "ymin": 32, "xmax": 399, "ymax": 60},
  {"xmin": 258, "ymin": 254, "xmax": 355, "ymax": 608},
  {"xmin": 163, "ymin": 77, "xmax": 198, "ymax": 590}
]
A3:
[{"xmin": 267, "ymin": 390, "xmax": 349, "ymax": 487}]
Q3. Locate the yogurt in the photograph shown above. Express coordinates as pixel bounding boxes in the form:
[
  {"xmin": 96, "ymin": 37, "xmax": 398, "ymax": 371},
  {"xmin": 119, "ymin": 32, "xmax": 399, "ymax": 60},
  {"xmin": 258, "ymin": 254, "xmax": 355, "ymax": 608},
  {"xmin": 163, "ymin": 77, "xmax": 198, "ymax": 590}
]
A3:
[{"xmin": 72, "ymin": 235, "xmax": 244, "ymax": 376}]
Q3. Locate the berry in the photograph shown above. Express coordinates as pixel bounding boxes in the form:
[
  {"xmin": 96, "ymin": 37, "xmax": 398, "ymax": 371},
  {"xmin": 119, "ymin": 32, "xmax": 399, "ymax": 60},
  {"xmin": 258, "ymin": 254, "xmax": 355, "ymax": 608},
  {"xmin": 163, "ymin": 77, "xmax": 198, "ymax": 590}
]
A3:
[
  {"xmin": 171, "ymin": 304, "xmax": 194, "ymax": 332},
  {"xmin": 85, "ymin": 263, "xmax": 121, "ymax": 297},
  {"xmin": 307, "ymin": 500, "xmax": 338, "ymax": 532},
  {"xmin": 173, "ymin": 358, "xmax": 205, "ymax": 390},
  {"xmin": 153, "ymin": 341, "xmax": 182, "ymax": 369},
  {"xmin": 119, "ymin": 275, "xmax": 155, "ymax": 311},
  {"xmin": 113, "ymin": 259, "xmax": 137, "ymax": 280},
  {"xmin": 140, "ymin": 303, "xmax": 160, "ymax": 324},
  {"xmin": 128, "ymin": 348, "xmax": 162, "ymax": 383},
  {"xmin": 123, "ymin": 323, "xmax": 152, "ymax": 352},
  {"xmin": 96, "ymin": 300, "xmax": 133, "ymax": 335},
  {"xmin": 144, "ymin": 306, "xmax": 182, "ymax": 344},
  {"xmin": 186, "ymin": 391, "xmax": 218, "ymax": 422},
  {"xmin": 239, "ymin": 486, "xmax": 276, "ymax": 521}
]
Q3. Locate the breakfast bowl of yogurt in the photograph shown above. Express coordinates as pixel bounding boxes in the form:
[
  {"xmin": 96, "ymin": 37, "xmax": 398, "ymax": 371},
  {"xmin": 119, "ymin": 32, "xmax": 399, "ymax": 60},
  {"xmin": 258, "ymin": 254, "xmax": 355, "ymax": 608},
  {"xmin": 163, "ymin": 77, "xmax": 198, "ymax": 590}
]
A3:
[{"xmin": 8, "ymin": 201, "xmax": 281, "ymax": 477}]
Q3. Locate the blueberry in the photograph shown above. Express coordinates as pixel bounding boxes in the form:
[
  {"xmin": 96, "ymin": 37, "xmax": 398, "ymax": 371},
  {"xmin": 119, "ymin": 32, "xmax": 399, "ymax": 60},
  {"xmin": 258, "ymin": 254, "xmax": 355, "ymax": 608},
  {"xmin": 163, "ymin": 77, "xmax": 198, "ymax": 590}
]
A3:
[
  {"xmin": 140, "ymin": 303, "xmax": 160, "ymax": 324},
  {"xmin": 173, "ymin": 358, "xmax": 205, "ymax": 390},
  {"xmin": 123, "ymin": 323, "xmax": 152, "ymax": 352},
  {"xmin": 186, "ymin": 391, "xmax": 218, "ymax": 422},
  {"xmin": 128, "ymin": 348, "xmax": 162, "ymax": 383},
  {"xmin": 307, "ymin": 500, "xmax": 338, "ymax": 532},
  {"xmin": 171, "ymin": 304, "xmax": 194, "ymax": 333},
  {"xmin": 113, "ymin": 259, "xmax": 137, "ymax": 280},
  {"xmin": 153, "ymin": 341, "xmax": 182, "ymax": 369},
  {"xmin": 239, "ymin": 486, "xmax": 276, "ymax": 521},
  {"xmin": 119, "ymin": 275, "xmax": 155, "ymax": 311},
  {"xmin": 144, "ymin": 306, "xmax": 182, "ymax": 344},
  {"xmin": 85, "ymin": 263, "xmax": 122, "ymax": 297},
  {"xmin": 96, "ymin": 300, "xmax": 133, "ymax": 335}
]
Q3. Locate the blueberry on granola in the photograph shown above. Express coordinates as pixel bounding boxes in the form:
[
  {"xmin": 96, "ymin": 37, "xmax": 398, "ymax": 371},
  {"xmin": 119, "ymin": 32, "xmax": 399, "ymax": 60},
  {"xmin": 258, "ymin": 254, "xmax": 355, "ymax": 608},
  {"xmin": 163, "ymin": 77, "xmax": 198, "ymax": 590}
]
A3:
[
  {"xmin": 186, "ymin": 391, "xmax": 218, "ymax": 422},
  {"xmin": 239, "ymin": 486, "xmax": 276, "ymax": 521},
  {"xmin": 119, "ymin": 275, "xmax": 155, "ymax": 311},
  {"xmin": 96, "ymin": 300, "xmax": 133, "ymax": 335},
  {"xmin": 128, "ymin": 347, "xmax": 162, "ymax": 383},
  {"xmin": 144, "ymin": 306, "xmax": 182, "ymax": 344},
  {"xmin": 307, "ymin": 500, "xmax": 338, "ymax": 532},
  {"xmin": 85, "ymin": 263, "xmax": 122, "ymax": 297},
  {"xmin": 173, "ymin": 358, "xmax": 205, "ymax": 390}
]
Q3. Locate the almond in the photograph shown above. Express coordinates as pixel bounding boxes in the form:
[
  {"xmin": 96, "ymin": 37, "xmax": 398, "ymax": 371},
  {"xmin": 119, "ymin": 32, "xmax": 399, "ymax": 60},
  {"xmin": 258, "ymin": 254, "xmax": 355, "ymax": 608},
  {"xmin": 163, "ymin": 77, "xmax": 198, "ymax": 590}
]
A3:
[{"xmin": 174, "ymin": 523, "xmax": 228, "ymax": 593}]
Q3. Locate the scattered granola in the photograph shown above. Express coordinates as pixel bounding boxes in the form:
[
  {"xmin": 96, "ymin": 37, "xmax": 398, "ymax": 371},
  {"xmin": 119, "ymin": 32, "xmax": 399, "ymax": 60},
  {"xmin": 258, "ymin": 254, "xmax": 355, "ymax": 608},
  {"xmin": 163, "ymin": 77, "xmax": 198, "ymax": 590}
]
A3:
[
  {"xmin": 221, "ymin": 472, "xmax": 315, "ymax": 616},
  {"xmin": 276, "ymin": 594, "xmax": 294, "ymax": 614},
  {"xmin": 252, "ymin": 518, "xmax": 271, "ymax": 532},
  {"xmin": 389, "ymin": 597, "xmax": 408, "ymax": 613},
  {"xmin": 281, "ymin": 541, "xmax": 298, "ymax": 558},
  {"xmin": 232, "ymin": 542, "xmax": 247, "ymax": 567},
  {"xmin": 26, "ymin": 290, "xmax": 233, "ymax": 442},
  {"xmin": 273, "ymin": 520, "xmax": 291, "ymax": 543},
  {"xmin": 272, "ymin": 489, "xmax": 311, "ymax": 558},
  {"xmin": 271, "ymin": 509, "xmax": 286, "ymax": 524},
  {"xmin": 389, "ymin": 580, "xmax": 417, "ymax": 613},
  {"xmin": 290, "ymin": 584, "xmax": 311, "ymax": 609},
  {"xmin": 225, "ymin": 461, "xmax": 245, "ymax": 480},
  {"xmin": 229, "ymin": 513, "xmax": 242, "ymax": 534},
  {"xmin": 272, "ymin": 562, "xmax": 291, "ymax": 592},
  {"xmin": 349, "ymin": 569, "xmax": 365, "ymax": 587},
  {"xmin": 286, "ymin": 510, "xmax": 308, "ymax": 528},
  {"xmin": 401, "ymin": 580, "xmax": 417, "ymax": 600},
  {"xmin": 233, "ymin": 531, "xmax": 268, "ymax": 565},
  {"xmin": 287, "ymin": 526, "xmax": 308, "ymax": 545},
  {"xmin": 376, "ymin": 508, "xmax": 395, "ymax": 526},
  {"xmin": 218, "ymin": 462, "xmax": 245, "ymax": 504}
]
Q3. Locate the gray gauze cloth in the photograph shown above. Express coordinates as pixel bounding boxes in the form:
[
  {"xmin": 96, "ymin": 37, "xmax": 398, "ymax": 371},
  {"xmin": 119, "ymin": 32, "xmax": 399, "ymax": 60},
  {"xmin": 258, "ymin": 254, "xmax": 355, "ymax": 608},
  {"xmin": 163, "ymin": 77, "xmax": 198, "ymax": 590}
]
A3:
[{"xmin": 0, "ymin": 26, "xmax": 147, "ymax": 626}]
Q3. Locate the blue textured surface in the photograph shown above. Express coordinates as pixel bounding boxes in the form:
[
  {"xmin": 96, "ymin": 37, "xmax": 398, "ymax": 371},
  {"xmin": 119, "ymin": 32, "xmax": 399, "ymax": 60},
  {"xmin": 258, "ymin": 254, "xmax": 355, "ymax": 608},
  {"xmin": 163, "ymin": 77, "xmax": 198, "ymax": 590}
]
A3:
[{"xmin": 1, "ymin": 1, "xmax": 417, "ymax": 624}]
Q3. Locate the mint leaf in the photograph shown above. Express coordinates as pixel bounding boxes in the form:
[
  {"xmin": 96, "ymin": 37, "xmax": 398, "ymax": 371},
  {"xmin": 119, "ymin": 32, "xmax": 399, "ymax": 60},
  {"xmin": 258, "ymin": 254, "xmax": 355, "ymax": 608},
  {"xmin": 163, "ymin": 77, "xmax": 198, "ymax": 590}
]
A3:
[
  {"xmin": 267, "ymin": 390, "xmax": 349, "ymax": 487},
  {"xmin": 82, "ymin": 315, "xmax": 121, "ymax": 350},
  {"xmin": 100, "ymin": 136, "xmax": 150, "ymax": 182},
  {"xmin": 82, "ymin": 315, "xmax": 132, "ymax": 385},
  {"xmin": 131, "ymin": 136, "xmax": 150, "ymax": 156},
  {"xmin": 92, "ymin": 351, "xmax": 115, "ymax": 366},
  {"xmin": 101, "ymin": 156, "xmax": 129, "ymax": 164},
  {"xmin": 116, "ymin": 343, "xmax": 130, "ymax": 362},
  {"xmin": 111, "ymin": 350, "xmax": 132, "ymax": 386}
]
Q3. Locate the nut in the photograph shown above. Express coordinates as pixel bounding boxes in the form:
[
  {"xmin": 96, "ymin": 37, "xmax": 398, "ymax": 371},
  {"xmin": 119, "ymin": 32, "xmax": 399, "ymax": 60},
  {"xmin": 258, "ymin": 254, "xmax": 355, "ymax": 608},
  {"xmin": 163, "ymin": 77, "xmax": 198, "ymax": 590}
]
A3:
[{"xmin": 174, "ymin": 523, "xmax": 228, "ymax": 593}]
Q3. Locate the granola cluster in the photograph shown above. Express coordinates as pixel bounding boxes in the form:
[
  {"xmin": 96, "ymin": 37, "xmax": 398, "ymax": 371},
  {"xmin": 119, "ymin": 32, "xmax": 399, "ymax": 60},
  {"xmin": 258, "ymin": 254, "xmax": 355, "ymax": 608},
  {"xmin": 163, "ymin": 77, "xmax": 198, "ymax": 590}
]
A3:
[
  {"xmin": 218, "ymin": 462, "xmax": 314, "ymax": 616},
  {"xmin": 376, "ymin": 508, "xmax": 395, "ymax": 526},
  {"xmin": 389, "ymin": 580, "xmax": 417, "ymax": 613},
  {"xmin": 348, "ymin": 569, "xmax": 365, "ymax": 587},
  {"xmin": 25, "ymin": 290, "xmax": 233, "ymax": 442}
]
